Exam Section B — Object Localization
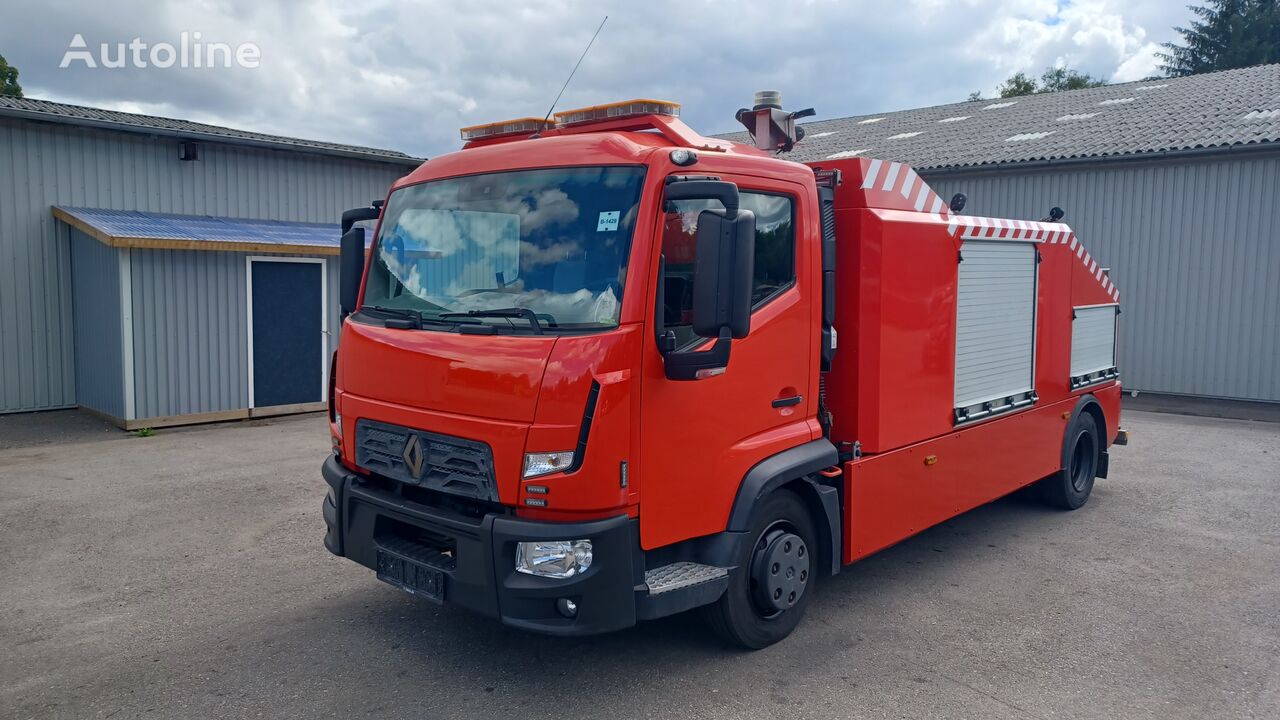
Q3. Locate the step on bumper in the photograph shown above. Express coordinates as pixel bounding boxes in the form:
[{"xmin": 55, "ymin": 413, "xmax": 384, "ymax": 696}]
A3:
[{"xmin": 637, "ymin": 561, "xmax": 730, "ymax": 621}]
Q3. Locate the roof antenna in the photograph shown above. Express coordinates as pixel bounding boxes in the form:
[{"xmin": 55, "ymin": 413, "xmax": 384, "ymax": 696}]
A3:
[{"xmin": 531, "ymin": 15, "xmax": 607, "ymax": 137}]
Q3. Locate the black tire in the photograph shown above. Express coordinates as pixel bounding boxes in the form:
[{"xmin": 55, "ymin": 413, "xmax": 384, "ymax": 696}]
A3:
[
  {"xmin": 703, "ymin": 490, "xmax": 817, "ymax": 649},
  {"xmin": 1042, "ymin": 411, "xmax": 1100, "ymax": 510}
]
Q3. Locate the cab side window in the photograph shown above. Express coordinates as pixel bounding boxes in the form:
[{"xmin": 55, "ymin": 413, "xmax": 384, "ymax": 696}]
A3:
[{"xmin": 660, "ymin": 192, "xmax": 796, "ymax": 347}]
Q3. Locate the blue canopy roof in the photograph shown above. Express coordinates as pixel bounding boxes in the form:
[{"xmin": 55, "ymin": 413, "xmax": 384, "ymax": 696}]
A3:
[{"xmin": 53, "ymin": 206, "xmax": 374, "ymax": 255}]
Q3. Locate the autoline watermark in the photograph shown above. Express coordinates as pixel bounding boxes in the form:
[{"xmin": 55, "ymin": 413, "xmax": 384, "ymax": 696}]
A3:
[{"xmin": 60, "ymin": 33, "xmax": 261, "ymax": 69}]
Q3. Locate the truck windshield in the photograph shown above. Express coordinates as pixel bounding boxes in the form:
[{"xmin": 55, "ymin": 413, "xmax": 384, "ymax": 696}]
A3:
[{"xmin": 363, "ymin": 166, "xmax": 647, "ymax": 331}]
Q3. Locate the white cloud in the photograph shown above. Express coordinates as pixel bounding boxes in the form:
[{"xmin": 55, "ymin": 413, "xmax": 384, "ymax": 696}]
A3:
[
  {"xmin": 0, "ymin": 0, "xmax": 1190, "ymax": 158},
  {"xmin": 965, "ymin": 0, "xmax": 1171, "ymax": 87}
]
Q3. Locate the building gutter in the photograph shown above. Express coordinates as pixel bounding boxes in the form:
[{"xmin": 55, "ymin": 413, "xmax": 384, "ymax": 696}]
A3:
[
  {"xmin": 918, "ymin": 141, "xmax": 1280, "ymax": 177},
  {"xmin": 0, "ymin": 106, "xmax": 425, "ymax": 167}
]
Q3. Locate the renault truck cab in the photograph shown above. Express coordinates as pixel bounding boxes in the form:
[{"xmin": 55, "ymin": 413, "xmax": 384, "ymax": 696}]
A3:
[{"xmin": 323, "ymin": 98, "xmax": 1124, "ymax": 648}]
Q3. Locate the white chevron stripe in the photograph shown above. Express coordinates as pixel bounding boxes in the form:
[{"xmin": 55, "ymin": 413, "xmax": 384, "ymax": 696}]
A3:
[
  {"xmin": 900, "ymin": 168, "xmax": 918, "ymax": 200},
  {"xmin": 861, "ymin": 159, "xmax": 883, "ymax": 189},
  {"xmin": 881, "ymin": 162, "xmax": 902, "ymax": 192}
]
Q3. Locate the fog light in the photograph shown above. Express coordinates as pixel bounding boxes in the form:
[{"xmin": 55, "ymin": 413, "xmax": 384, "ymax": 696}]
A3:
[
  {"xmin": 556, "ymin": 598, "xmax": 578, "ymax": 618},
  {"xmin": 515, "ymin": 539, "xmax": 593, "ymax": 578}
]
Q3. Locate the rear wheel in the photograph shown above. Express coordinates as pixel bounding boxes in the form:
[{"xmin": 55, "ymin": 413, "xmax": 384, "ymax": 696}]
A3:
[
  {"xmin": 703, "ymin": 491, "xmax": 817, "ymax": 649},
  {"xmin": 1042, "ymin": 411, "xmax": 1100, "ymax": 510}
]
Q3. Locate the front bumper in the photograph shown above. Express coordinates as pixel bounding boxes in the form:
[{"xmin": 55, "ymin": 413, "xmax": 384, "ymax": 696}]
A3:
[{"xmin": 322, "ymin": 455, "xmax": 640, "ymax": 636}]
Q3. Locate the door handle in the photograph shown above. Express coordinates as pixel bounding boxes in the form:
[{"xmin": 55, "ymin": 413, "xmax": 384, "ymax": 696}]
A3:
[{"xmin": 772, "ymin": 395, "xmax": 803, "ymax": 408}]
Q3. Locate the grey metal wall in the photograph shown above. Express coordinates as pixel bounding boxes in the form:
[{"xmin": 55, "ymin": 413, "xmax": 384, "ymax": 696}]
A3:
[
  {"xmin": 68, "ymin": 229, "xmax": 124, "ymax": 418},
  {"xmin": 128, "ymin": 249, "xmax": 339, "ymax": 420},
  {"xmin": 925, "ymin": 152, "xmax": 1280, "ymax": 403},
  {"xmin": 0, "ymin": 115, "xmax": 409, "ymax": 414}
]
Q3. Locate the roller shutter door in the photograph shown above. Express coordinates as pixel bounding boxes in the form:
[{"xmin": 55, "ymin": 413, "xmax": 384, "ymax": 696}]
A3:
[
  {"xmin": 1071, "ymin": 304, "xmax": 1119, "ymax": 386},
  {"xmin": 954, "ymin": 241, "xmax": 1038, "ymax": 420}
]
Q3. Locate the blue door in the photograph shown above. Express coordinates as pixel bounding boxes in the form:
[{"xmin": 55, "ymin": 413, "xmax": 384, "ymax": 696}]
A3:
[{"xmin": 250, "ymin": 260, "xmax": 324, "ymax": 408}]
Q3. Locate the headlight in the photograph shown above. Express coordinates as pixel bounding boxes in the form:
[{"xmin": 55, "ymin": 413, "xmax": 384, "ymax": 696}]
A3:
[
  {"xmin": 523, "ymin": 451, "xmax": 574, "ymax": 478},
  {"xmin": 515, "ymin": 539, "xmax": 593, "ymax": 578}
]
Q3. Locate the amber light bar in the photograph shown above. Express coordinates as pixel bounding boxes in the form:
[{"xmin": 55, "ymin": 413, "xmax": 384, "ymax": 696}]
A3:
[
  {"xmin": 554, "ymin": 99, "xmax": 680, "ymax": 126},
  {"xmin": 459, "ymin": 100, "xmax": 682, "ymax": 142},
  {"xmin": 460, "ymin": 117, "xmax": 555, "ymax": 142}
]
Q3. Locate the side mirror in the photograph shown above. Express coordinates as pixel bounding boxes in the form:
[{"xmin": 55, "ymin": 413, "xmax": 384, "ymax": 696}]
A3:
[
  {"xmin": 339, "ymin": 227, "xmax": 366, "ymax": 317},
  {"xmin": 691, "ymin": 208, "xmax": 755, "ymax": 340},
  {"xmin": 339, "ymin": 204, "xmax": 380, "ymax": 317},
  {"xmin": 658, "ymin": 179, "xmax": 756, "ymax": 381}
]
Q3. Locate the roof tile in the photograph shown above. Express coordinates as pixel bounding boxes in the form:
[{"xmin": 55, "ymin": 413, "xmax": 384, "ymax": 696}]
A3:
[{"xmin": 723, "ymin": 64, "xmax": 1280, "ymax": 170}]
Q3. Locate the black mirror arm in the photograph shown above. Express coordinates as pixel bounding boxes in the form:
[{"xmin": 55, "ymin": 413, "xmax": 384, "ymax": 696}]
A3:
[
  {"xmin": 341, "ymin": 206, "xmax": 380, "ymax": 234},
  {"xmin": 664, "ymin": 180, "xmax": 739, "ymax": 220},
  {"xmin": 659, "ymin": 327, "xmax": 732, "ymax": 381}
]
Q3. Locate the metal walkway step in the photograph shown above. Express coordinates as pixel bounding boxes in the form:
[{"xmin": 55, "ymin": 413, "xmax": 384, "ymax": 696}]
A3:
[{"xmin": 644, "ymin": 562, "xmax": 729, "ymax": 595}]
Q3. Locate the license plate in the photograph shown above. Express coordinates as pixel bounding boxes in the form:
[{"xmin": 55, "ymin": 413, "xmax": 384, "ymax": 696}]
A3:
[{"xmin": 376, "ymin": 549, "xmax": 445, "ymax": 604}]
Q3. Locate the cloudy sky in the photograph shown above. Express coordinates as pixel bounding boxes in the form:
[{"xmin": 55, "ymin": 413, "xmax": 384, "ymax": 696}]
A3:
[{"xmin": 1, "ymin": 0, "xmax": 1190, "ymax": 158}]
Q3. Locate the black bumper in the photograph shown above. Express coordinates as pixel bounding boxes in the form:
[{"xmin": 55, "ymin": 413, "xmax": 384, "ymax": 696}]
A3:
[{"xmin": 322, "ymin": 456, "xmax": 640, "ymax": 636}]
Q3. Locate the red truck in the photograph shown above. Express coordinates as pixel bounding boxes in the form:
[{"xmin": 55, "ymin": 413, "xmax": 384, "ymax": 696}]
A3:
[{"xmin": 322, "ymin": 96, "xmax": 1127, "ymax": 648}]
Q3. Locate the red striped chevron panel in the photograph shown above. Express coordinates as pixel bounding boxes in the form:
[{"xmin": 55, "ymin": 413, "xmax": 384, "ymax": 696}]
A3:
[
  {"xmin": 945, "ymin": 215, "xmax": 1119, "ymax": 304},
  {"xmin": 809, "ymin": 156, "xmax": 1119, "ymax": 304}
]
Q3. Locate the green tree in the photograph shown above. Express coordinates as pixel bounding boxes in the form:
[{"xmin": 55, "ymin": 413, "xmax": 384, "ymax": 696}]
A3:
[
  {"xmin": 998, "ymin": 71, "xmax": 1039, "ymax": 98},
  {"xmin": 993, "ymin": 67, "xmax": 1106, "ymax": 99},
  {"xmin": 0, "ymin": 54, "xmax": 22, "ymax": 98},
  {"xmin": 1158, "ymin": 0, "xmax": 1280, "ymax": 76},
  {"xmin": 1039, "ymin": 66, "xmax": 1106, "ymax": 91}
]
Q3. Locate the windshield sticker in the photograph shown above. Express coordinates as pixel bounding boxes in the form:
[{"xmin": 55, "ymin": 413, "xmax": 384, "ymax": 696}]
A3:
[{"xmin": 596, "ymin": 210, "xmax": 620, "ymax": 232}]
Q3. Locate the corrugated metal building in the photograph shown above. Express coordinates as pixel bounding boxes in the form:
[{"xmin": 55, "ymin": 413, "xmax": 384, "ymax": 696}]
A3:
[
  {"xmin": 0, "ymin": 97, "xmax": 421, "ymax": 421},
  {"xmin": 728, "ymin": 64, "xmax": 1280, "ymax": 403},
  {"xmin": 58, "ymin": 208, "xmax": 363, "ymax": 428}
]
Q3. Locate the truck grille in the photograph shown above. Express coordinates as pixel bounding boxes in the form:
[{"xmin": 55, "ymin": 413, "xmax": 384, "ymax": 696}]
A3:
[{"xmin": 354, "ymin": 419, "xmax": 498, "ymax": 502}]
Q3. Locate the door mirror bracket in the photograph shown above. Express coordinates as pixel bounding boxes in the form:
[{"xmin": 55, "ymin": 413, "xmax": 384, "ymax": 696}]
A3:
[
  {"xmin": 659, "ymin": 328, "xmax": 733, "ymax": 381},
  {"xmin": 657, "ymin": 179, "xmax": 756, "ymax": 380}
]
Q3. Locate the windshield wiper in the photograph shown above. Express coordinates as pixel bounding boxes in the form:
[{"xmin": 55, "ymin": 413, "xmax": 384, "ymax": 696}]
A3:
[
  {"xmin": 363, "ymin": 305, "xmax": 478, "ymax": 329},
  {"xmin": 438, "ymin": 307, "xmax": 545, "ymax": 335},
  {"xmin": 362, "ymin": 305, "xmax": 421, "ymax": 328}
]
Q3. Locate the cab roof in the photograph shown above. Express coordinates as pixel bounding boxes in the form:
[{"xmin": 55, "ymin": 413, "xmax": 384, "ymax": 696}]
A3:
[{"xmin": 394, "ymin": 115, "xmax": 774, "ymax": 190}]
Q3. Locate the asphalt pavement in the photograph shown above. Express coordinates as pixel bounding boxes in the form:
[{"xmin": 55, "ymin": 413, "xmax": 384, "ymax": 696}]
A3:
[{"xmin": 1, "ymin": 408, "xmax": 1276, "ymax": 719}]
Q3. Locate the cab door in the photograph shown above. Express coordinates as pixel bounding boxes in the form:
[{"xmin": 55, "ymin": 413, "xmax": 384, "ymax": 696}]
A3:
[{"xmin": 638, "ymin": 175, "xmax": 819, "ymax": 550}]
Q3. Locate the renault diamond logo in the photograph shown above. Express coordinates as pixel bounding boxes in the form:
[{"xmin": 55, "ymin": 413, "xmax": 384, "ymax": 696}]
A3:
[{"xmin": 402, "ymin": 434, "xmax": 425, "ymax": 478}]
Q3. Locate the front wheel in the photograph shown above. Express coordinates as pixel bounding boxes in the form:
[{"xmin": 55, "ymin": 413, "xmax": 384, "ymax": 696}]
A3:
[
  {"xmin": 703, "ymin": 491, "xmax": 817, "ymax": 649},
  {"xmin": 1041, "ymin": 411, "xmax": 1101, "ymax": 510}
]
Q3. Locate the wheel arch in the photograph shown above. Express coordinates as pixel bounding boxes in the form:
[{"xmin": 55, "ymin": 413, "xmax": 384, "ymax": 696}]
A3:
[
  {"xmin": 726, "ymin": 439, "xmax": 842, "ymax": 577},
  {"xmin": 1065, "ymin": 393, "xmax": 1109, "ymax": 479}
]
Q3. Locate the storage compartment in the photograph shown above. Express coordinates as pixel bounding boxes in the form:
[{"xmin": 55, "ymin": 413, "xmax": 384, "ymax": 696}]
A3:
[
  {"xmin": 822, "ymin": 208, "xmax": 961, "ymax": 454},
  {"xmin": 1070, "ymin": 304, "xmax": 1119, "ymax": 387},
  {"xmin": 953, "ymin": 240, "xmax": 1038, "ymax": 423}
]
